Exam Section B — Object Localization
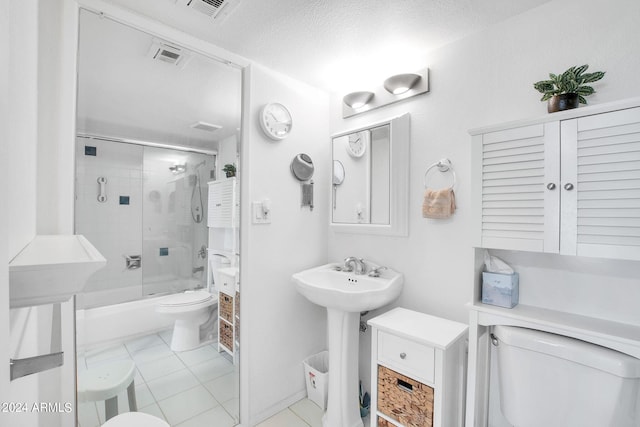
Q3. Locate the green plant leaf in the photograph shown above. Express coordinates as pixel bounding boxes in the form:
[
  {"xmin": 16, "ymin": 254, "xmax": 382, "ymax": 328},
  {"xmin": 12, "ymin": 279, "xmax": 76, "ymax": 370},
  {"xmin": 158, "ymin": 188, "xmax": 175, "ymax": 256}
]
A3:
[
  {"xmin": 578, "ymin": 95, "xmax": 588, "ymax": 104},
  {"xmin": 573, "ymin": 64, "xmax": 589, "ymax": 78},
  {"xmin": 582, "ymin": 71, "xmax": 605, "ymax": 83},
  {"xmin": 533, "ymin": 81, "xmax": 555, "ymax": 93},
  {"xmin": 576, "ymin": 86, "xmax": 595, "ymax": 96},
  {"xmin": 541, "ymin": 93, "xmax": 554, "ymax": 101}
]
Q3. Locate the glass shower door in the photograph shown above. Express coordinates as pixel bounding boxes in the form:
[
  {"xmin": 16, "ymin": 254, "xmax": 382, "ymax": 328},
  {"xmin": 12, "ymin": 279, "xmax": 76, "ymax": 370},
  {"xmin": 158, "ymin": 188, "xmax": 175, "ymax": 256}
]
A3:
[{"xmin": 141, "ymin": 146, "xmax": 215, "ymax": 296}]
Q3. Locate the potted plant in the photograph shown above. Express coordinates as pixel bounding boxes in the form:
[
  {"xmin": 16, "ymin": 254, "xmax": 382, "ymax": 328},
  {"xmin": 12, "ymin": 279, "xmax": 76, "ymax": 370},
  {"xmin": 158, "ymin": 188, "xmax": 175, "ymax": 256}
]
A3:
[
  {"xmin": 222, "ymin": 163, "xmax": 236, "ymax": 178},
  {"xmin": 533, "ymin": 64, "xmax": 605, "ymax": 113},
  {"xmin": 223, "ymin": 164, "xmax": 236, "ymax": 178}
]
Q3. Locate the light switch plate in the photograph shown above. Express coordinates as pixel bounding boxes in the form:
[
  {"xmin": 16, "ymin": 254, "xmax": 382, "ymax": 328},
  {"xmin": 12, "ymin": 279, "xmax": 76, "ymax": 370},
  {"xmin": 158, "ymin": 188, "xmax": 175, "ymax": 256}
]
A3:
[{"xmin": 252, "ymin": 201, "xmax": 271, "ymax": 224}]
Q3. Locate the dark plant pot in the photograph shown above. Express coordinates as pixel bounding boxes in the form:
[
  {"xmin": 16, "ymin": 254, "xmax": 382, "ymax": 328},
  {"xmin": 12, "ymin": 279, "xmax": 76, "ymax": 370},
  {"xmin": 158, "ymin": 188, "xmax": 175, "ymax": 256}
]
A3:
[
  {"xmin": 225, "ymin": 171, "xmax": 235, "ymax": 178},
  {"xmin": 548, "ymin": 93, "xmax": 579, "ymax": 113}
]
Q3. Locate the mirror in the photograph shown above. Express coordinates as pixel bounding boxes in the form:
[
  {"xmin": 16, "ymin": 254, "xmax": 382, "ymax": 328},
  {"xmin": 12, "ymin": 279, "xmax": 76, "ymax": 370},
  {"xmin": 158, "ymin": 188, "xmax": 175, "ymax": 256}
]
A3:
[
  {"xmin": 291, "ymin": 153, "xmax": 315, "ymax": 181},
  {"xmin": 74, "ymin": 9, "xmax": 241, "ymax": 426},
  {"xmin": 291, "ymin": 153, "xmax": 315, "ymax": 210},
  {"xmin": 330, "ymin": 113, "xmax": 410, "ymax": 236},
  {"xmin": 332, "ymin": 160, "xmax": 345, "ymax": 210}
]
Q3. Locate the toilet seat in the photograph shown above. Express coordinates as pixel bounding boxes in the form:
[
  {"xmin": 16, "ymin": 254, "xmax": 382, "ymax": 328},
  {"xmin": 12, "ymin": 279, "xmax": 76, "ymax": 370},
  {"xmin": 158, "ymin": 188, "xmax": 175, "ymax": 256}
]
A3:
[
  {"xmin": 101, "ymin": 412, "xmax": 169, "ymax": 427},
  {"xmin": 157, "ymin": 290, "xmax": 217, "ymax": 314}
]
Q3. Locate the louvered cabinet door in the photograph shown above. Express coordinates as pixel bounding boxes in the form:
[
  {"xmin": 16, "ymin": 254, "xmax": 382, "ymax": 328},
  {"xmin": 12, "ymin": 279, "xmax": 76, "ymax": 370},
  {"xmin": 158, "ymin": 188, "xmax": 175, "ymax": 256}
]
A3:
[
  {"xmin": 207, "ymin": 178, "xmax": 236, "ymax": 228},
  {"xmin": 474, "ymin": 123, "xmax": 560, "ymax": 252},
  {"xmin": 560, "ymin": 107, "xmax": 640, "ymax": 260}
]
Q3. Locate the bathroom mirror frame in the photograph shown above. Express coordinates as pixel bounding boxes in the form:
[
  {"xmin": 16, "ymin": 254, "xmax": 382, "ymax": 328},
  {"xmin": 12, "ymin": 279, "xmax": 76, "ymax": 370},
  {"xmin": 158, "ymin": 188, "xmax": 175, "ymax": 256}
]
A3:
[{"xmin": 330, "ymin": 113, "xmax": 410, "ymax": 236}]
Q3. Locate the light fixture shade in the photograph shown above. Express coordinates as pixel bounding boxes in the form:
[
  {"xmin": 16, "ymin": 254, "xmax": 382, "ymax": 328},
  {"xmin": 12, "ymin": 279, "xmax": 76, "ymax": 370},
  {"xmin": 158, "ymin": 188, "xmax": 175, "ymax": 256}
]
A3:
[
  {"xmin": 383, "ymin": 73, "xmax": 422, "ymax": 95},
  {"xmin": 343, "ymin": 91, "xmax": 375, "ymax": 109}
]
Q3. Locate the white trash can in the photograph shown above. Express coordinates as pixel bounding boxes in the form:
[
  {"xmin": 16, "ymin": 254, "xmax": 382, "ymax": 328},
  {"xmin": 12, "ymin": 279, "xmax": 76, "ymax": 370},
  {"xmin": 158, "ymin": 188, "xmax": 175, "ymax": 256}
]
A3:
[{"xmin": 303, "ymin": 351, "xmax": 329, "ymax": 410}]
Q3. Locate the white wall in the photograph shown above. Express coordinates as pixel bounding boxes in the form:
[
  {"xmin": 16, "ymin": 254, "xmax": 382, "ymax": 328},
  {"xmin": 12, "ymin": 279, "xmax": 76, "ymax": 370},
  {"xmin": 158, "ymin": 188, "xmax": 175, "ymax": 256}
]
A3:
[
  {"xmin": 5, "ymin": 1, "xmax": 78, "ymax": 425},
  {"xmin": 327, "ymin": 0, "xmax": 640, "ymax": 410},
  {"xmin": 241, "ymin": 64, "xmax": 330, "ymax": 424},
  {"xmin": 1, "ymin": 0, "xmax": 11, "ymax": 413}
]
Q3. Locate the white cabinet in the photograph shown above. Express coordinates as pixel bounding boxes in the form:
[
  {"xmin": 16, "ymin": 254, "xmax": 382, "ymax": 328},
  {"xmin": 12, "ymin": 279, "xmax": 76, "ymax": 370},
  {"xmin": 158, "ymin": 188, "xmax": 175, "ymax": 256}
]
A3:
[
  {"xmin": 368, "ymin": 308, "xmax": 467, "ymax": 427},
  {"xmin": 207, "ymin": 178, "xmax": 238, "ymax": 228},
  {"xmin": 471, "ymin": 104, "xmax": 640, "ymax": 260}
]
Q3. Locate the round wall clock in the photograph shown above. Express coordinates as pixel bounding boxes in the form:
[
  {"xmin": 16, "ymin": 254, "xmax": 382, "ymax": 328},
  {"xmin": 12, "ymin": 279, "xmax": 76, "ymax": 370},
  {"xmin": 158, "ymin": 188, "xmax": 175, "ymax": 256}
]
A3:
[
  {"xmin": 346, "ymin": 132, "xmax": 366, "ymax": 157},
  {"xmin": 259, "ymin": 103, "xmax": 292, "ymax": 140}
]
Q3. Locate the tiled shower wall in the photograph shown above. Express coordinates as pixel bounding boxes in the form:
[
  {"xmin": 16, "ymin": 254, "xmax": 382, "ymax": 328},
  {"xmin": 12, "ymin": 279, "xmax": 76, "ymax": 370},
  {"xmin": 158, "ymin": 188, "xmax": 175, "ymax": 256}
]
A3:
[{"xmin": 75, "ymin": 138, "xmax": 215, "ymax": 309}]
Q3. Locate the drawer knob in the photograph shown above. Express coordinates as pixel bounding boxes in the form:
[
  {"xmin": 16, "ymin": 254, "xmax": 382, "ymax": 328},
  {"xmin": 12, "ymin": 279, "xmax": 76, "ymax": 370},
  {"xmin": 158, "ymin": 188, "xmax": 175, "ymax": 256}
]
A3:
[{"xmin": 399, "ymin": 352, "xmax": 406, "ymax": 359}]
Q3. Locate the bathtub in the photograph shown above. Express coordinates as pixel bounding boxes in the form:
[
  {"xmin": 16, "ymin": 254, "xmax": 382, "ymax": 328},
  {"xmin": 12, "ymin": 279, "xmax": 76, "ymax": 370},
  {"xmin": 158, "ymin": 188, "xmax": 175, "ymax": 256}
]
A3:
[{"xmin": 76, "ymin": 293, "xmax": 177, "ymax": 352}]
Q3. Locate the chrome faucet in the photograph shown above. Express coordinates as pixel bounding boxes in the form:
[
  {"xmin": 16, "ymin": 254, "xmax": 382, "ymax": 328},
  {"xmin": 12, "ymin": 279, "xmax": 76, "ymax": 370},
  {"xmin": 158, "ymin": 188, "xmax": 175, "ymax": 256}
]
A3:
[{"xmin": 343, "ymin": 257, "xmax": 366, "ymax": 275}]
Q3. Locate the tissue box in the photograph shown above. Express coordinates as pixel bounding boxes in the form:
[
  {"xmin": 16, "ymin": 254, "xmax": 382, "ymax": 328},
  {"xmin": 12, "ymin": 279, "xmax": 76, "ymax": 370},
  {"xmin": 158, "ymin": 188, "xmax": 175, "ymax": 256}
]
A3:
[{"xmin": 482, "ymin": 272, "xmax": 519, "ymax": 308}]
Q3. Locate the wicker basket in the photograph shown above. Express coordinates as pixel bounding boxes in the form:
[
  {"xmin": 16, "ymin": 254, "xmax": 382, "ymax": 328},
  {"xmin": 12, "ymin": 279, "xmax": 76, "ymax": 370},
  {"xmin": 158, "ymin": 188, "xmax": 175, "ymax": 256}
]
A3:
[
  {"xmin": 220, "ymin": 293, "xmax": 233, "ymax": 323},
  {"xmin": 219, "ymin": 319, "xmax": 233, "ymax": 351},
  {"xmin": 377, "ymin": 365, "xmax": 434, "ymax": 427},
  {"xmin": 377, "ymin": 416, "xmax": 393, "ymax": 426}
]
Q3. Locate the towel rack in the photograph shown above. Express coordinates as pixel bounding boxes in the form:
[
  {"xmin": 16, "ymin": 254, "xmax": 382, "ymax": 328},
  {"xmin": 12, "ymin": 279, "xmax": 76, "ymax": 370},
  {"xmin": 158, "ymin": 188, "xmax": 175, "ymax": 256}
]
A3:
[{"xmin": 424, "ymin": 158, "xmax": 456, "ymax": 189}]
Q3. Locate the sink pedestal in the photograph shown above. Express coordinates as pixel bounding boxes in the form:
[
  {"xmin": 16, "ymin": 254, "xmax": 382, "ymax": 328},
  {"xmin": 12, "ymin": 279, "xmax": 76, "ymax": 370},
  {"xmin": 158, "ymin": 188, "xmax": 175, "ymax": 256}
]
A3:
[{"xmin": 323, "ymin": 308, "xmax": 364, "ymax": 427}]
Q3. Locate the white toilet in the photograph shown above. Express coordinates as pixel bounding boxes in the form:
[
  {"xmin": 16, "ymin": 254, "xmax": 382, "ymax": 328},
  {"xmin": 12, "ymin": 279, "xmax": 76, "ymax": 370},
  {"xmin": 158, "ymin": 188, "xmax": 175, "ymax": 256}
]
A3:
[
  {"xmin": 101, "ymin": 412, "xmax": 169, "ymax": 427},
  {"xmin": 156, "ymin": 289, "xmax": 218, "ymax": 352},
  {"xmin": 493, "ymin": 325, "xmax": 640, "ymax": 427}
]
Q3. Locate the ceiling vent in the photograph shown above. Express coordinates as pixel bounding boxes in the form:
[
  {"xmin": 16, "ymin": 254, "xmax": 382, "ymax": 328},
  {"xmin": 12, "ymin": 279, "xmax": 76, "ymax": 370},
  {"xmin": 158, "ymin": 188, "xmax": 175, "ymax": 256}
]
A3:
[
  {"xmin": 176, "ymin": 0, "xmax": 240, "ymax": 21},
  {"xmin": 191, "ymin": 121, "xmax": 222, "ymax": 132},
  {"xmin": 147, "ymin": 40, "xmax": 190, "ymax": 67}
]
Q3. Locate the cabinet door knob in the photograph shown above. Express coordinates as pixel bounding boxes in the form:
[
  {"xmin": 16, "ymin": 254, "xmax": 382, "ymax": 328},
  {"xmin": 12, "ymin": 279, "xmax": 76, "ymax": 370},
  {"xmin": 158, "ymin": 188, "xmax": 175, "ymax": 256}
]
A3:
[
  {"xmin": 399, "ymin": 352, "xmax": 406, "ymax": 359},
  {"xmin": 546, "ymin": 183, "xmax": 556, "ymax": 190},
  {"xmin": 564, "ymin": 183, "xmax": 574, "ymax": 191}
]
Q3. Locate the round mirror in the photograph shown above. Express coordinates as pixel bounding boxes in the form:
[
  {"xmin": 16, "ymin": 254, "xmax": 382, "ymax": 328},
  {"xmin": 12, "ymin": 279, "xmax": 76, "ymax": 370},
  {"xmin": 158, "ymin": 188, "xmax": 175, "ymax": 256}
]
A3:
[
  {"xmin": 291, "ymin": 153, "xmax": 314, "ymax": 181},
  {"xmin": 333, "ymin": 160, "xmax": 345, "ymax": 185}
]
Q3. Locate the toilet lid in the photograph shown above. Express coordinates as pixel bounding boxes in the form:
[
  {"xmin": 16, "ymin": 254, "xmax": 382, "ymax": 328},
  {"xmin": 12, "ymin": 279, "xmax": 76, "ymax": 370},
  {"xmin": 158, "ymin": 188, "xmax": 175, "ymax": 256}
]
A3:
[
  {"xmin": 102, "ymin": 412, "xmax": 169, "ymax": 427},
  {"xmin": 159, "ymin": 290, "xmax": 214, "ymax": 307}
]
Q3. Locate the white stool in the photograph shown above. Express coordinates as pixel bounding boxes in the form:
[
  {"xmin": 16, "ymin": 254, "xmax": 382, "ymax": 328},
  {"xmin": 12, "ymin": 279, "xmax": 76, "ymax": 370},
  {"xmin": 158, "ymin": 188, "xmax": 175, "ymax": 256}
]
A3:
[
  {"xmin": 78, "ymin": 360, "xmax": 137, "ymax": 421},
  {"xmin": 101, "ymin": 412, "xmax": 169, "ymax": 427}
]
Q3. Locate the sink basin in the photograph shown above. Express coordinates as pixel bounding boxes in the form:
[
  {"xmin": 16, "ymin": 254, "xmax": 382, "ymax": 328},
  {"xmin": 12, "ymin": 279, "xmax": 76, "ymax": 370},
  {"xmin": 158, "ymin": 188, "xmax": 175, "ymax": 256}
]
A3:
[
  {"xmin": 293, "ymin": 262, "xmax": 403, "ymax": 427},
  {"xmin": 292, "ymin": 263, "xmax": 403, "ymax": 312}
]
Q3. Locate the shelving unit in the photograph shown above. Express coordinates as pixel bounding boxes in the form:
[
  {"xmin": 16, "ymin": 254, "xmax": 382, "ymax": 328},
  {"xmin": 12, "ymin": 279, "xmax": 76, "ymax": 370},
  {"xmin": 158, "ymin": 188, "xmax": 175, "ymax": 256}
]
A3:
[
  {"xmin": 217, "ymin": 267, "xmax": 239, "ymax": 365},
  {"xmin": 465, "ymin": 97, "xmax": 640, "ymax": 426}
]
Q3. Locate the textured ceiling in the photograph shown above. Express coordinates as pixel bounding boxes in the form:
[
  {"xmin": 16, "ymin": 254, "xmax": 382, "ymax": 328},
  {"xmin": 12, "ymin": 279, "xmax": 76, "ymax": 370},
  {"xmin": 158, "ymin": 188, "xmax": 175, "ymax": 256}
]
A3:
[
  {"xmin": 108, "ymin": 0, "xmax": 552, "ymax": 92},
  {"xmin": 77, "ymin": 0, "xmax": 551, "ymax": 147},
  {"xmin": 76, "ymin": 10, "xmax": 242, "ymax": 147}
]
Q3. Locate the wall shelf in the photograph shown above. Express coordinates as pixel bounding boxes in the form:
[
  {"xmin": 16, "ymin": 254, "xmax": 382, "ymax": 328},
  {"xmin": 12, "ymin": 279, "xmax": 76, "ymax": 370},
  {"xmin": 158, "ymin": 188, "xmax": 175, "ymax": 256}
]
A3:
[
  {"xmin": 470, "ymin": 302, "xmax": 640, "ymax": 359},
  {"xmin": 9, "ymin": 235, "xmax": 106, "ymax": 308}
]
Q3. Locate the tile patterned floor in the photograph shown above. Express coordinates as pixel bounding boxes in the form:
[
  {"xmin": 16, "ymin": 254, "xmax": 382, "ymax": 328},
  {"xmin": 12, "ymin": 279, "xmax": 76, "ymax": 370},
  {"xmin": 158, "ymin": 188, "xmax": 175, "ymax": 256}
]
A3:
[
  {"xmin": 77, "ymin": 329, "xmax": 360, "ymax": 426},
  {"xmin": 77, "ymin": 329, "xmax": 239, "ymax": 427}
]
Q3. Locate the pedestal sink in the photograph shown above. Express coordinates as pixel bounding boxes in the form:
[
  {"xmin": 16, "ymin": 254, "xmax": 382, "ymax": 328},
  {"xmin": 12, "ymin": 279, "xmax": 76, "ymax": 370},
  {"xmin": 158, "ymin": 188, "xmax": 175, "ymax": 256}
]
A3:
[{"xmin": 292, "ymin": 263, "xmax": 403, "ymax": 427}]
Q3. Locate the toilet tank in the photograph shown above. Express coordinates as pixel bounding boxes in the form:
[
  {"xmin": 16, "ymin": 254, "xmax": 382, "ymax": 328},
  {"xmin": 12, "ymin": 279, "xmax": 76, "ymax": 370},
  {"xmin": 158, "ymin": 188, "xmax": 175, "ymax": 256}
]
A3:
[{"xmin": 493, "ymin": 325, "xmax": 640, "ymax": 427}]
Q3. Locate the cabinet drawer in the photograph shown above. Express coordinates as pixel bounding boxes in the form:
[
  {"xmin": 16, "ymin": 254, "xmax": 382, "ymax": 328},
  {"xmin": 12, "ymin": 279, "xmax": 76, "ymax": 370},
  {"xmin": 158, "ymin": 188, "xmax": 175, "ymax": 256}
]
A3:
[
  {"xmin": 219, "ymin": 293, "xmax": 234, "ymax": 323},
  {"xmin": 219, "ymin": 319, "xmax": 233, "ymax": 351},
  {"xmin": 218, "ymin": 275, "xmax": 235, "ymax": 297},
  {"xmin": 378, "ymin": 331, "xmax": 435, "ymax": 384},
  {"xmin": 378, "ymin": 365, "xmax": 434, "ymax": 427}
]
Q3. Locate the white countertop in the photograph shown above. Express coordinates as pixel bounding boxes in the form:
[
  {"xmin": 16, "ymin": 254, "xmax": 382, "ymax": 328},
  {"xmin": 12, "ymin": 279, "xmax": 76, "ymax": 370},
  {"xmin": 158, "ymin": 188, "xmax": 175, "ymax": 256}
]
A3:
[{"xmin": 368, "ymin": 307, "xmax": 468, "ymax": 350}]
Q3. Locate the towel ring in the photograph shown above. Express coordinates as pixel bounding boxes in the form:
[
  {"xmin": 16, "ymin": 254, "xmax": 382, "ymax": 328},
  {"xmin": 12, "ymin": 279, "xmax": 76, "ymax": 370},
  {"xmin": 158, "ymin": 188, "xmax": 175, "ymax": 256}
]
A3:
[{"xmin": 424, "ymin": 158, "xmax": 456, "ymax": 189}]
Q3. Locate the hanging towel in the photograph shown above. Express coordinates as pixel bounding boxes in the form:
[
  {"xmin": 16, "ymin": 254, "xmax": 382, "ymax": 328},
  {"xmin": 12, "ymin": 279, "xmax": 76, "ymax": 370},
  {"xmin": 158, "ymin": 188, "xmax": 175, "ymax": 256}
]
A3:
[{"xmin": 422, "ymin": 187, "xmax": 456, "ymax": 219}]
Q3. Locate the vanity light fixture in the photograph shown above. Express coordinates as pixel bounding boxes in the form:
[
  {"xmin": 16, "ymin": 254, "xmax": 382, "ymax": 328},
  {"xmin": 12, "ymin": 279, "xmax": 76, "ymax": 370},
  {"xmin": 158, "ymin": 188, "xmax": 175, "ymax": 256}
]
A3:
[
  {"xmin": 343, "ymin": 91, "xmax": 375, "ymax": 109},
  {"xmin": 169, "ymin": 163, "xmax": 186, "ymax": 174},
  {"xmin": 383, "ymin": 73, "xmax": 422, "ymax": 95},
  {"xmin": 342, "ymin": 68, "xmax": 429, "ymax": 118}
]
